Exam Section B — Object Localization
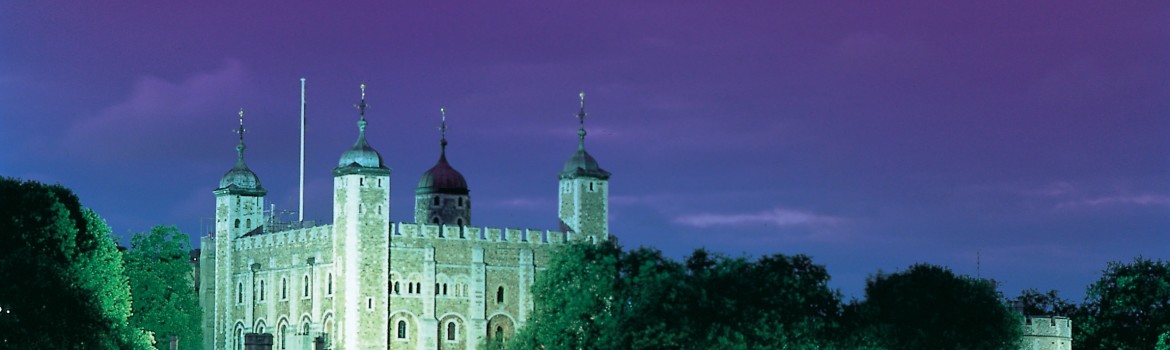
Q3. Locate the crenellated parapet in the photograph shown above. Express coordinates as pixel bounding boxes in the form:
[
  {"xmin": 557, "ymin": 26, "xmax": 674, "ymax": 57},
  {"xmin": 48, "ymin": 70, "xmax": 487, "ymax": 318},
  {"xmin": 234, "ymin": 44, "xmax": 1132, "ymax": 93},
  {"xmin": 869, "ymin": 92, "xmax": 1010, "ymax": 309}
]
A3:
[
  {"xmin": 233, "ymin": 224, "xmax": 334, "ymax": 251},
  {"xmin": 391, "ymin": 222, "xmax": 574, "ymax": 245}
]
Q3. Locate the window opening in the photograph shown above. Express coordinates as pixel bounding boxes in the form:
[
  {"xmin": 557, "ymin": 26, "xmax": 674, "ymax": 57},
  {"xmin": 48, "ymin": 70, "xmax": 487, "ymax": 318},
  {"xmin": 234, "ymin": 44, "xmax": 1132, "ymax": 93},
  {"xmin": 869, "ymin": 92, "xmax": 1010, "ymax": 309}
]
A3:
[
  {"xmin": 303, "ymin": 275, "xmax": 310, "ymax": 297},
  {"xmin": 433, "ymin": 196, "xmax": 440, "ymax": 206},
  {"xmin": 259, "ymin": 280, "xmax": 265, "ymax": 301},
  {"xmin": 327, "ymin": 274, "xmax": 333, "ymax": 295},
  {"xmin": 497, "ymin": 286, "xmax": 504, "ymax": 304},
  {"xmin": 234, "ymin": 219, "xmax": 240, "ymax": 228},
  {"xmin": 447, "ymin": 322, "xmax": 456, "ymax": 341},
  {"xmin": 397, "ymin": 320, "xmax": 407, "ymax": 339}
]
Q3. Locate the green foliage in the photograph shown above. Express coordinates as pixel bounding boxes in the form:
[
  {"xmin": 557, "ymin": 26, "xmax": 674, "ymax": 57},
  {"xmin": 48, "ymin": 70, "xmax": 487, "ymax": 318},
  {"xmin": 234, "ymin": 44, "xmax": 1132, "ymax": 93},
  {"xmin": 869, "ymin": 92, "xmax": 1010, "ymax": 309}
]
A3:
[
  {"xmin": 124, "ymin": 226, "xmax": 202, "ymax": 350},
  {"xmin": 511, "ymin": 241, "xmax": 842, "ymax": 350},
  {"xmin": 0, "ymin": 177, "xmax": 153, "ymax": 349},
  {"xmin": 849, "ymin": 263, "xmax": 1021, "ymax": 350},
  {"xmin": 1077, "ymin": 257, "xmax": 1170, "ymax": 350}
]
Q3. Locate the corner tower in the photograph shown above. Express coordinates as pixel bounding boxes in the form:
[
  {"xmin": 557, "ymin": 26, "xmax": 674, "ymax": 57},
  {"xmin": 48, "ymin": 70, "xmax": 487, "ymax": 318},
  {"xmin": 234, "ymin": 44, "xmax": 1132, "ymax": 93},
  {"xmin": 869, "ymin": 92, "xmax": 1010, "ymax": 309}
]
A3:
[
  {"xmin": 558, "ymin": 92, "xmax": 611, "ymax": 241},
  {"xmin": 415, "ymin": 107, "xmax": 471, "ymax": 226},
  {"xmin": 211, "ymin": 109, "xmax": 267, "ymax": 350},
  {"xmin": 331, "ymin": 83, "xmax": 390, "ymax": 350}
]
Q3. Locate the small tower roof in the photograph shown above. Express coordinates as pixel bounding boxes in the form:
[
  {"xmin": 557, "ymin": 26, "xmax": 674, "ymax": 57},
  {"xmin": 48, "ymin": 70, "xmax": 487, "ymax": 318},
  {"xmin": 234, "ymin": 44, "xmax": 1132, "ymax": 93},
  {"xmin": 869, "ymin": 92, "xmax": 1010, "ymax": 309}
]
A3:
[
  {"xmin": 560, "ymin": 91, "xmax": 611, "ymax": 180},
  {"xmin": 418, "ymin": 107, "xmax": 469, "ymax": 194},
  {"xmin": 337, "ymin": 83, "xmax": 387, "ymax": 169},
  {"xmin": 218, "ymin": 109, "xmax": 266, "ymax": 193}
]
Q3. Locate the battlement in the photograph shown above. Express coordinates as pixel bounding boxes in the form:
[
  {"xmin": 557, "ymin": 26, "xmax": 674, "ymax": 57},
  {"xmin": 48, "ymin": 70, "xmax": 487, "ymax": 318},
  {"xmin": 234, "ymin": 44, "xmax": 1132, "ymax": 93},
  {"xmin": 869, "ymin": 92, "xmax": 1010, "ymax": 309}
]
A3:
[
  {"xmin": 1022, "ymin": 315, "xmax": 1072, "ymax": 338},
  {"xmin": 392, "ymin": 222, "xmax": 574, "ymax": 245},
  {"xmin": 232, "ymin": 224, "xmax": 334, "ymax": 251}
]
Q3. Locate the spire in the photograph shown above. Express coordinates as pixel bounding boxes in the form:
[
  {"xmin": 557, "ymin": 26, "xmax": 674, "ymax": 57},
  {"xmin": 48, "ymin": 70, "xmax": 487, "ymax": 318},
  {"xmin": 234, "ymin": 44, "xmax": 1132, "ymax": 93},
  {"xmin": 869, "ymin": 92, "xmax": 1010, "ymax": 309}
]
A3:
[
  {"xmin": 439, "ymin": 106, "xmax": 449, "ymax": 156},
  {"xmin": 235, "ymin": 108, "xmax": 247, "ymax": 163},
  {"xmin": 576, "ymin": 91, "xmax": 587, "ymax": 150}
]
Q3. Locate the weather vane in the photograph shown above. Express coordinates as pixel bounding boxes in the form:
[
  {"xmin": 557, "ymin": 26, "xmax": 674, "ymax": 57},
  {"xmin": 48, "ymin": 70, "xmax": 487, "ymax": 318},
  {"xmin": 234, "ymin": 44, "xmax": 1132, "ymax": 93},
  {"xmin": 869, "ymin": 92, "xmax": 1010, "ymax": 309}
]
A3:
[
  {"xmin": 235, "ymin": 108, "xmax": 246, "ymax": 141},
  {"xmin": 355, "ymin": 83, "xmax": 369, "ymax": 120},
  {"xmin": 439, "ymin": 106, "xmax": 448, "ymax": 140},
  {"xmin": 576, "ymin": 91, "xmax": 587, "ymax": 128}
]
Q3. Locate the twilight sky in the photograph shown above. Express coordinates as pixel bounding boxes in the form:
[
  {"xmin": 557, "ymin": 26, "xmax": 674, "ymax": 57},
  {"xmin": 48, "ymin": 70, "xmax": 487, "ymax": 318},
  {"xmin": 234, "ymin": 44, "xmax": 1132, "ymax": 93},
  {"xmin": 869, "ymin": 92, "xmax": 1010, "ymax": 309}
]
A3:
[{"xmin": 2, "ymin": 1, "xmax": 1167, "ymax": 300}]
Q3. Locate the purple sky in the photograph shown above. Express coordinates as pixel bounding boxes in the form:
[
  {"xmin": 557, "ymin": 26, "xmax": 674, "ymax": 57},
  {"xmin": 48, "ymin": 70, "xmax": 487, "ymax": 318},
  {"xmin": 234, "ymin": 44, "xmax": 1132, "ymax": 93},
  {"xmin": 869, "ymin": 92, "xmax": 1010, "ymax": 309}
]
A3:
[{"xmin": 2, "ymin": 1, "xmax": 1167, "ymax": 300}]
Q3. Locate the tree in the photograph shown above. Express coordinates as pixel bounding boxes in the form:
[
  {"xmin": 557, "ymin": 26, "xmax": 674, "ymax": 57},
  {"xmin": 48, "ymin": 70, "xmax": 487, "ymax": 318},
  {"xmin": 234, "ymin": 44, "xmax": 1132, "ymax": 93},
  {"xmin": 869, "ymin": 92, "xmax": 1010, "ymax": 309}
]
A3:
[
  {"xmin": 0, "ymin": 177, "xmax": 152, "ymax": 349},
  {"xmin": 851, "ymin": 263, "xmax": 1021, "ymax": 350},
  {"xmin": 513, "ymin": 242, "xmax": 843, "ymax": 350},
  {"xmin": 1077, "ymin": 257, "xmax": 1170, "ymax": 350},
  {"xmin": 1013, "ymin": 288, "xmax": 1077, "ymax": 316},
  {"xmin": 124, "ymin": 225, "xmax": 202, "ymax": 350}
]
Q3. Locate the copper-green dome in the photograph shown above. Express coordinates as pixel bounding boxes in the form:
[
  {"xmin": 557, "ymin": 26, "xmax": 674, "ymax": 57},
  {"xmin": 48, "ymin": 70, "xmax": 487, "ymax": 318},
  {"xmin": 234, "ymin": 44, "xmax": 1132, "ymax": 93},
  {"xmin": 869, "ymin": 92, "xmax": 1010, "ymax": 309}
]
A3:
[
  {"xmin": 337, "ymin": 119, "xmax": 385, "ymax": 169},
  {"xmin": 560, "ymin": 147, "xmax": 610, "ymax": 179}
]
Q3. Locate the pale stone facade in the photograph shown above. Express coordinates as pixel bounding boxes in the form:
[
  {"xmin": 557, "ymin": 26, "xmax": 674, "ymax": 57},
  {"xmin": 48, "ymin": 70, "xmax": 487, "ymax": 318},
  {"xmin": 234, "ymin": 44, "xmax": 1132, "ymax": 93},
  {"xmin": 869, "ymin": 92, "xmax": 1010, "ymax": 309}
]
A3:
[
  {"xmin": 200, "ymin": 93, "xmax": 609, "ymax": 350},
  {"xmin": 1020, "ymin": 316, "xmax": 1072, "ymax": 350}
]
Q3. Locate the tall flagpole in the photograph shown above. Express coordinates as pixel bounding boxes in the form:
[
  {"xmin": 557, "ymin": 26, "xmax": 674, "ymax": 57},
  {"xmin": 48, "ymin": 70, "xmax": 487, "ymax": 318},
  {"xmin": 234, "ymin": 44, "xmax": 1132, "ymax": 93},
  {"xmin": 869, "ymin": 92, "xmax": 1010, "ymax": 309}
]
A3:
[{"xmin": 299, "ymin": 77, "xmax": 306, "ymax": 222}]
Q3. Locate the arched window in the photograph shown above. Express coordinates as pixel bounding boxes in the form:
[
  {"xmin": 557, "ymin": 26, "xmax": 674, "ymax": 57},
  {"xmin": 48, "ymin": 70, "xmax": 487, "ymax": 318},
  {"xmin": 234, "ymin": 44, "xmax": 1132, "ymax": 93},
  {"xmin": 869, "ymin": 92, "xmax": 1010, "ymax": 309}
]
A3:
[
  {"xmin": 408, "ymin": 282, "xmax": 413, "ymax": 294},
  {"xmin": 447, "ymin": 322, "xmax": 456, "ymax": 341},
  {"xmin": 496, "ymin": 286, "xmax": 504, "ymax": 304},
  {"xmin": 259, "ymin": 280, "xmax": 265, "ymax": 301},
  {"xmin": 302, "ymin": 322, "xmax": 310, "ymax": 335},
  {"xmin": 234, "ymin": 219, "xmax": 240, "ymax": 228},
  {"xmin": 394, "ymin": 281, "xmax": 400, "ymax": 294},
  {"xmin": 279, "ymin": 324, "xmax": 287, "ymax": 350},
  {"xmin": 327, "ymin": 274, "xmax": 333, "ymax": 295},
  {"xmin": 397, "ymin": 320, "xmax": 407, "ymax": 339},
  {"xmin": 442, "ymin": 283, "xmax": 448, "ymax": 295},
  {"xmin": 416, "ymin": 282, "xmax": 421, "ymax": 293},
  {"xmin": 433, "ymin": 196, "xmax": 440, "ymax": 206},
  {"xmin": 303, "ymin": 275, "xmax": 310, "ymax": 297},
  {"xmin": 246, "ymin": 218, "xmax": 251, "ymax": 228},
  {"xmin": 235, "ymin": 326, "xmax": 244, "ymax": 350},
  {"xmin": 495, "ymin": 326, "xmax": 503, "ymax": 340}
]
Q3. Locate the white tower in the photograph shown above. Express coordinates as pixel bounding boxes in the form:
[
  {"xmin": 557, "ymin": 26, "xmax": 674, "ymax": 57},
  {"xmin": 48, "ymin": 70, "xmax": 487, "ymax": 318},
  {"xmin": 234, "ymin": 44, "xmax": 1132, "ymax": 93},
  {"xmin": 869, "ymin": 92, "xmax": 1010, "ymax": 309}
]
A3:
[
  {"xmin": 331, "ymin": 84, "xmax": 390, "ymax": 350},
  {"xmin": 558, "ymin": 92, "xmax": 611, "ymax": 241},
  {"xmin": 210, "ymin": 109, "xmax": 267, "ymax": 350}
]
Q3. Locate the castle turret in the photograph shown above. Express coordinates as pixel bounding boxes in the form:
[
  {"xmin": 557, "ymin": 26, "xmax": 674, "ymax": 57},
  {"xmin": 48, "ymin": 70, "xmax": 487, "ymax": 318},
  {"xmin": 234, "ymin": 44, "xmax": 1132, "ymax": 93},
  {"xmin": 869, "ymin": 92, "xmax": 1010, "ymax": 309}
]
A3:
[
  {"xmin": 416, "ymin": 107, "xmax": 472, "ymax": 227},
  {"xmin": 211, "ymin": 109, "xmax": 267, "ymax": 350},
  {"xmin": 558, "ymin": 92, "xmax": 611, "ymax": 241},
  {"xmin": 331, "ymin": 84, "xmax": 390, "ymax": 349}
]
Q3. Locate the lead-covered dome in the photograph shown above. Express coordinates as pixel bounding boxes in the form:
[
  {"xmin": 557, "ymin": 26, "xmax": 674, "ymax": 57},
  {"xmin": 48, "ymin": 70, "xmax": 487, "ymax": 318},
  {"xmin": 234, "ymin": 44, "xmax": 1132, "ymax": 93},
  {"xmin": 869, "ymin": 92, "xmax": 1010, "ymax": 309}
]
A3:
[
  {"xmin": 220, "ymin": 151, "xmax": 263, "ymax": 190},
  {"xmin": 560, "ymin": 129, "xmax": 611, "ymax": 179},
  {"xmin": 417, "ymin": 153, "xmax": 468, "ymax": 194}
]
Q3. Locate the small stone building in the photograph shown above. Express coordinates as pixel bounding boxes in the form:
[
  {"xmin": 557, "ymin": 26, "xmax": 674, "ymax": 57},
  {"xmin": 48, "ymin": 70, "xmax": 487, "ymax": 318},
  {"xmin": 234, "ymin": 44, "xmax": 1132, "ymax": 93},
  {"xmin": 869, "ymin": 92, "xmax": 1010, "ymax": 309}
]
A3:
[{"xmin": 1020, "ymin": 315, "xmax": 1072, "ymax": 350}]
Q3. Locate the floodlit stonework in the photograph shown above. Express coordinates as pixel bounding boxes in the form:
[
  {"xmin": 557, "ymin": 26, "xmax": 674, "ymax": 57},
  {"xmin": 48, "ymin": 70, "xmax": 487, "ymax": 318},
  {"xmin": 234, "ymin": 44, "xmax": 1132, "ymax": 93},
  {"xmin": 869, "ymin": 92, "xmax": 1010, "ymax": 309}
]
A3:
[
  {"xmin": 1020, "ymin": 316, "xmax": 1072, "ymax": 350},
  {"xmin": 200, "ymin": 92, "xmax": 609, "ymax": 350}
]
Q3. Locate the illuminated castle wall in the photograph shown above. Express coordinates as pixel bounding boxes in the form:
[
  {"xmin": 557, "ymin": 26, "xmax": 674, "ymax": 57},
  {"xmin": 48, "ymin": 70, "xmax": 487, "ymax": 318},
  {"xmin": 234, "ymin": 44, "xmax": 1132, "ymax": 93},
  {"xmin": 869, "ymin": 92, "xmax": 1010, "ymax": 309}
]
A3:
[{"xmin": 200, "ymin": 90, "xmax": 609, "ymax": 350}]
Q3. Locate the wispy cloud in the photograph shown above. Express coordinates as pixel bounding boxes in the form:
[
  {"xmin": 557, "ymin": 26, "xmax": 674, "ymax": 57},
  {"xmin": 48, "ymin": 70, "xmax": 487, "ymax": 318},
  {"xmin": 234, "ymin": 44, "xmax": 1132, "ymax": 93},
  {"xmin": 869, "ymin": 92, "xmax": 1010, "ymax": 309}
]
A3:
[
  {"xmin": 673, "ymin": 207, "xmax": 843, "ymax": 228},
  {"xmin": 1058, "ymin": 194, "xmax": 1170, "ymax": 208},
  {"xmin": 63, "ymin": 60, "xmax": 256, "ymax": 163}
]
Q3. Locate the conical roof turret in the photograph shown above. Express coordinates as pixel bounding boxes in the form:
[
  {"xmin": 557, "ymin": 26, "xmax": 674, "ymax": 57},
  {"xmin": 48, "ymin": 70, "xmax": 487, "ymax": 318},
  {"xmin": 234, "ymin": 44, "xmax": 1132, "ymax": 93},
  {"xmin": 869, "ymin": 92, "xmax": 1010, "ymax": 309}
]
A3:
[{"xmin": 560, "ymin": 91, "xmax": 610, "ymax": 180}]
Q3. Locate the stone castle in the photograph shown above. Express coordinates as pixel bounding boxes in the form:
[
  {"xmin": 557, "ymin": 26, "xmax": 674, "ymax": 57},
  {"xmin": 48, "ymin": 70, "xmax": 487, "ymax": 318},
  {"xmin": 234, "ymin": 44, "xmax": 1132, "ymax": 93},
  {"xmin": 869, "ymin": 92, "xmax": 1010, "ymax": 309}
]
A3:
[{"xmin": 199, "ymin": 87, "xmax": 610, "ymax": 350}]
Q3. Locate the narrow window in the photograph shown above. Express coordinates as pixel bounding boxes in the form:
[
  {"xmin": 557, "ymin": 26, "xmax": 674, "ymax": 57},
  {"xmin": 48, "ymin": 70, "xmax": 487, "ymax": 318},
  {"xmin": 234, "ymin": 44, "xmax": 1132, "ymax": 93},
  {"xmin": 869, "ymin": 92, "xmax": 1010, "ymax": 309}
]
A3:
[
  {"xmin": 358, "ymin": 204, "xmax": 363, "ymax": 213},
  {"xmin": 590, "ymin": 182, "xmax": 594, "ymax": 191},
  {"xmin": 397, "ymin": 320, "xmax": 407, "ymax": 339},
  {"xmin": 394, "ymin": 281, "xmax": 400, "ymax": 294},
  {"xmin": 259, "ymin": 280, "xmax": 266, "ymax": 301},
  {"xmin": 327, "ymin": 274, "xmax": 333, "ymax": 295},
  {"xmin": 303, "ymin": 275, "xmax": 310, "ymax": 297},
  {"xmin": 458, "ymin": 197, "xmax": 463, "ymax": 207},
  {"xmin": 416, "ymin": 282, "xmax": 421, "ymax": 293},
  {"xmin": 435, "ymin": 283, "xmax": 439, "ymax": 295},
  {"xmin": 367, "ymin": 298, "xmax": 373, "ymax": 309},
  {"xmin": 456, "ymin": 218, "xmax": 464, "ymax": 227},
  {"xmin": 302, "ymin": 322, "xmax": 310, "ymax": 334},
  {"xmin": 447, "ymin": 322, "xmax": 456, "ymax": 341},
  {"xmin": 279, "ymin": 324, "xmax": 287, "ymax": 349},
  {"xmin": 246, "ymin": 218, "xmax": 251, "ymax": 228},
  {"xmin": 408, "ymin": 283, "xmax": 413, "ymax": 294},
  {"xmin": 431, "ymin": 217, "xmax": 439, "ymax": 225},
  {"xmin": 281, "ymin": 278, "xmax": 288, "ymax": 299},
  {"xmin": 359, "ymin": 178, "xmax": 364, "ymax": 186},
  {"xmin": 378, "ymin": 178, "xmax": 382, "ymax": 187},
  {"xmin": 234, "ymin": 219, "xmax": 240, "ymax": 228},
  {"xmin": 496, "ymin": 286, "xmax": 504, "ymax": 304},
  {"xmin": 495, "ymin": 326, "xmax": 503, "ymax": 340},
  {"xmin": 237, "ymin": 282, "xmax": 243, "ymax": 303},
  {"xmin": 433, "ymin": 196, "xmax": 440, "ymax": 206},
  {"xmin": 442, "ymin": 283, "xmax": 448, "ymax": 295}
]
